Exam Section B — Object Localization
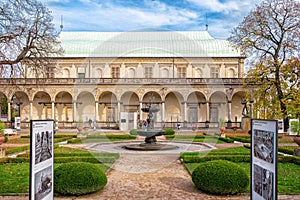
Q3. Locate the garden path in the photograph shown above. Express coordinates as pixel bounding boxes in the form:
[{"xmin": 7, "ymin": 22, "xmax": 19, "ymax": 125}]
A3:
[{"xmin": 1, "ymin": 142, "xmax": 300, "ymax": 200}]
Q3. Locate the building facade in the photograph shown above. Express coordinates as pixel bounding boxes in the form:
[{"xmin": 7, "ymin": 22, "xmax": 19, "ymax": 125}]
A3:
[{"xmin": 0, "ymin": 31, "xmax": 249, "ymax": 130}]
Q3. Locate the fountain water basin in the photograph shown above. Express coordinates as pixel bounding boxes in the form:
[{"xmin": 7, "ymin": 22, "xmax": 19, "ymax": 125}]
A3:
[{"xmin": 124, "ymin": 104, "xmax": 178, "ymax": 151}]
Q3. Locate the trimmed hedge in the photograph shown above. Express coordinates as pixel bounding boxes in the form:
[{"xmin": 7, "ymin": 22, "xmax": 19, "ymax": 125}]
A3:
[
  {"xmin": 230, "ymin": 136, "xmax": 251, "ymax": 143},
  {"xmin": 129, "ymin": 129, "xmax": 137, "ymax": 135},
  {"xmin": 54, "ymin": 162, "xmax": 107, "ymax": 196},
  {"xmin": 218, "ymin": 137, "xmax": 234, "ymax": 143},
  {"xmin": 86, "ymin": 134, "xmax": 136, "ymax": 140},
  {"xmin": 54, "ymin": 156, "xmax": 117, "ymax": 164},
  {"xmin": 21, "ymin": 134, "xmax": 77, "ymax": 139},
  {"xmin": 67, "ymin": 138, "xmax": 82, "ymax": 144},
  {"xmin": 278, "ymin": 146, "xmax": 296, "ymax": 155},
  {"xmin": 163, "ymin": 128, "xmax": 175, "ymax": 135},
  {"xmin": 183, "ymin": 155, "xmax": 251, "ymax": 163},
  {"xmin": 5, "ymin": 145, "xmax": 30, "ymax": 155},
  {"xmin": 192, "ymin": 160, "xmax": 249, "ymax": 195}
]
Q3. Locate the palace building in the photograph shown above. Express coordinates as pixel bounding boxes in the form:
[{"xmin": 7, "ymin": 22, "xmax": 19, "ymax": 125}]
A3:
[{"xmin": 0, "ymin": 31, "xmax": 249, "ymax": 130}]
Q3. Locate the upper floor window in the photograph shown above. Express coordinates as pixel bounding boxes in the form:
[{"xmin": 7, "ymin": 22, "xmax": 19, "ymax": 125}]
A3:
[
  {"xmin": 63, "ymin": 68, "xmax": 70, "ymax": 78},
  {"xmin": 177, "ymin": 65, "xmax": 187, "ymax": 78},
  {"xmin": 46, "ymin": 65, "xmax": 55, "ymax": 78},
  {"xmin": 78, "ymin": 73, "xmax": 85, "ymax": 78},
  {"xmin": 111, "ymin": 65, "xmax": 120, "ymax": 78},
  {"xmin": 144, "ymin": 65, "xmax": 153, "ymax": 78},
  {"xmin": 210, "ymin": 66, "xmax": 219, "ymax": 78}
]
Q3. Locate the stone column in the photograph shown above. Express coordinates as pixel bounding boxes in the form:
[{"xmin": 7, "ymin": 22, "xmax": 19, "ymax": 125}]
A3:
[
  {"xmin": 184, "ymin": 101, "xmax": 187, "ymax": 122},
  {"xmin": 227, "ymin": 100, "xmax": 232, "ymax": 128},
  {"xmin": 161, "ymin": 102, "xmax": 165, "ymax": 122},
  {"xmin": 29, "ymin": 101, "xmax": 33, "ymax": 120},
  {"xmin": 117, "ymin": 101, "xmax": 121, "ymax": 122},
  {"xmin": 227, "ymin": 101, "xmax": 232, "ymax": 122},
  {"xmin": 139, "ymin": 102, "xmax": 143, "ymax": 120},
  {"xmin": 95, "ymin": 102, "xmax": 99, "ymax": 121},
  {"xmin": 51, "ymin": 101, "xmax": 55, "ymax": 120},
  {"xmin": 206, "ymin": 102, "xmax": 210, "ymax": 122},
  {"xmin": 7, "ymin": 102, "xmax": 11, "ymax": 122},
  {"xmin": 73, "ymin": 102, "xmax": 76, "ymax": 121}
]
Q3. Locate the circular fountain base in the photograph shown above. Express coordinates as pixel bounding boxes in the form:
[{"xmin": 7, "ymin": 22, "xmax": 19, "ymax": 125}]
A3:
[{"xmin": 124, "ymin": 143, "xmax": 179, "ymax": 151}]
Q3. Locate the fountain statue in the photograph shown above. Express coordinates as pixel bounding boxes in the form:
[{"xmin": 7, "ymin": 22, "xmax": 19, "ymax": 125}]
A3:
[{"xmin": 124, "ymin": 95, "xmax": 177, "ymax": 151}]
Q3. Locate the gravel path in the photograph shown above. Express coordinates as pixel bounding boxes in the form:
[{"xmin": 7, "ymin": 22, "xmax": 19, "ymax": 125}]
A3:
[
  {"xmin": 55, "ymin": 153, "xmax": 251, "ymax": 200},
  {"xmin": 1, "ymin": 142, "xmax": 300, "ymax": 200}
]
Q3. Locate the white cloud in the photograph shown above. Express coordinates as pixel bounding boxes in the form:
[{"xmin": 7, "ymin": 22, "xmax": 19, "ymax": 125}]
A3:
[
  {"xmin": 46, "ymin": 0, "xmax": 263, "ymax": 39},
  {"xmin": 186, "ymin": 0, "xmax": 260, "ymax": 14},
  {"xmin": 48, "ymin": 0, "xmax": 198, "ymax": 32}
]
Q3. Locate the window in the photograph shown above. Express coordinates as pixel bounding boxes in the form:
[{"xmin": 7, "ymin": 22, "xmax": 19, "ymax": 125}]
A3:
[
  {"xmin": 63, "ymin": 68, "xmax": 70, "ymax": 78},
  {"xmin": 177, "ymin": 65, "xmax": 187, "ymax": 78},
  {"xmin": 46, "ymin": 65, "xmax": 55, "ymax": 78},
  {"xmin": 107, "ymin": 107, "xmax": 115, "ymax": 122},
  {"xmin": 78, "ymin": 73, "xmax": 85, "ymax": 78},
  {"xmin": 144, "ymin": 65, "xmax": 153, "ymax": 78},
  {"xmin": 111, "ymin": 65, "xmax": 120, "ymax": 78},
  {"xmin": 210, "ymin": 66, "xmax": 219, "ymax": 78}
]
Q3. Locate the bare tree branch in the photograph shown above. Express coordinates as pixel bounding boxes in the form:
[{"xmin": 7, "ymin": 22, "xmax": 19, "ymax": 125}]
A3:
[{"xmin": 0, "ymin": 0, "xmax": 63, "ymax": 78}]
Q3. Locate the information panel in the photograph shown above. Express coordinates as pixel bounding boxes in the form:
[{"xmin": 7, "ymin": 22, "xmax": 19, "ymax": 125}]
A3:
[
  {"xmin": 251, "ymin": 119, "xmax": 278, "ymax": 200},
  {"xmin": 30, "ymin": 120, "xmax": 54, "ymax": 200}
]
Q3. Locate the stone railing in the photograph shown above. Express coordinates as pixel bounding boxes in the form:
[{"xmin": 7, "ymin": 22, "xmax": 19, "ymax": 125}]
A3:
[{"xmin": 0, "ymin": 78, "xmax": 247, "ymax": 85}]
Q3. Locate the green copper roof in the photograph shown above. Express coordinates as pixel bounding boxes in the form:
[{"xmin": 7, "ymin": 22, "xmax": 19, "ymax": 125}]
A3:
[{"xmin": 58, "ymin": 31, "xmax": 240, "ymax": 58}]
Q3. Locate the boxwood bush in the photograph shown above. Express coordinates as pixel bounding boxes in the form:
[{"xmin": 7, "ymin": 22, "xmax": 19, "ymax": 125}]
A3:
[
  {"xmin": 54, "ymin": 162, "xmax": 107, "ymax": 196},
  {"xmin": 163, "ymin": 128, "xmax": 175, "ymax": 135},
  {"xmin": 192, "ymin": 160, "xmax": 249, "ymax": 195},
  {"xmin": 129, "ymin": 129, "xmax": 137, "ymax": 135}
]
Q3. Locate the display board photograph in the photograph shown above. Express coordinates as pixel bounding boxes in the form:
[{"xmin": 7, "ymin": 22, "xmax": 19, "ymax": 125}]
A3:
[
  {"xmin": 251, "ymin": 119, "xmax": 278, "ymax": 200},
  {"xmin": 30, "ymin": 120, "xmax": 54, "ymax": 200}
]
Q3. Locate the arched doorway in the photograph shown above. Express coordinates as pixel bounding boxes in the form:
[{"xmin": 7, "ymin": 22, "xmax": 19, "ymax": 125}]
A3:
[
  {"xmin": 187, "ymin": 92, "xmax": 207, "ymax": 123},
  {"xmin": 55, "ymin": 91, "xmax": 73, "ymax": 122},
  {"xmin": 98, "ymin": 92, "xmax": 118, "ymax": 126},
  {"xmin": 165, "ymin": 91, "xmax": 183, "ymax": 128},
  {"xmin": 76, "ymin": 92, "xmax": 95, "ymax": 124},
  {"xmin": 33, "ymin": 92, "xmax": 51, "ymax": 120},
  {"xmin": 209, "ymin": 91, "xmax": 227, "ymax": 125}
]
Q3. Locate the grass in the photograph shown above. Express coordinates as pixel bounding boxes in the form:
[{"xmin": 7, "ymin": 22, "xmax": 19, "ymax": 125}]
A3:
[
  {"xmin": 185, "ymin": 162, "xmax": 300, "ymax": 194},
  {"xmin": 0, "ymin": 146, "xmax": 117, "ymax": 194},
  {"xmin": 0, "ymin": 162, "xmax": 109, "ymax": 194},
  {"xmin": 181, "ymin": 146, "xmax": 250, "ymax": 158}
]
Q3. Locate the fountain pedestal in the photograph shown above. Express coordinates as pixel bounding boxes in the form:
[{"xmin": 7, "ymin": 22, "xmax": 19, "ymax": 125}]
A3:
[{"xmin": 124, "ymin": 105, "xmax": 177, "ymax": 151}]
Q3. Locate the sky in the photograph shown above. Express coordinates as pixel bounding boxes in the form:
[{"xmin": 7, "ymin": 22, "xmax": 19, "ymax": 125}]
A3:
[{"xmin": 45, "ymin": 0, "xmax": 262, "ymax": 39}]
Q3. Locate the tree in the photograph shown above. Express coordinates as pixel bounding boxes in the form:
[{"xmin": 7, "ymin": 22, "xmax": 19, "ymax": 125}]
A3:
[
  {"xmin": 229, "ymin": 0, "xmax": 300, "ymax": 131},
  {"xmin": 0, "ymin": 0, "xmax": 63, "ymax": 78}
]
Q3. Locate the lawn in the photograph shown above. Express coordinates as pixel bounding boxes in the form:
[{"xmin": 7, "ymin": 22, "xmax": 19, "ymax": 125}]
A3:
[
  {"xmin": 0, "ymin": 145, "xmax": 119, "ymax": 194},
  {"xmin": 0, "ymin": 163, "xmax": 109, "ymax": 194}
]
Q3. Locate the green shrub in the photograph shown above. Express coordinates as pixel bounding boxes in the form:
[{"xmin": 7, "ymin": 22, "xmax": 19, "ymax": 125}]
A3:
[
  {"xmin": 183, "ymin": 155, "xmax": 250, "ymax": 163},
  {"xmin": 5, "ymin": 145, "xmax": 30, "ymax": 155},
  {"xmin": 278, "ymin": 146, "xmax": 296, "ymax": 155},
  {"xmin": 54, "ymin": 162, "xmax": 107, "ymax": 196},
  {"xmin": 230, "ymin": 136, "xmax": 250, "ymax": 143},
  {"xmin": 67, "ymin": 138, "xmax": 82, "ymax": 144},
  {"xmin": 54, "ymin": 156, "xmax": 116, "ymax": 164},
  {"xmin": 129, "ymin": 129, "xmax": 137, "ymax": 135},
  {"xmin": 163, "ymin": 128, "xmax": 175, "ymax": 135},
  {"xmin": 218, "ymin": 137, "xmax": 234, "ymax": 143},
  {"xmin": 192, "ymin": 160, "xmax": 249, "ymax": 195}
]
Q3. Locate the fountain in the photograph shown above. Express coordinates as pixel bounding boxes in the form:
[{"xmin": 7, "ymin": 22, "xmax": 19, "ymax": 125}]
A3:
[{"xmin": 124, "ymin": 98, "xmax": 178, "ymax": 151}]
